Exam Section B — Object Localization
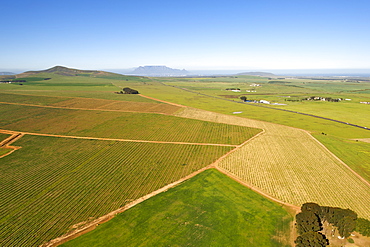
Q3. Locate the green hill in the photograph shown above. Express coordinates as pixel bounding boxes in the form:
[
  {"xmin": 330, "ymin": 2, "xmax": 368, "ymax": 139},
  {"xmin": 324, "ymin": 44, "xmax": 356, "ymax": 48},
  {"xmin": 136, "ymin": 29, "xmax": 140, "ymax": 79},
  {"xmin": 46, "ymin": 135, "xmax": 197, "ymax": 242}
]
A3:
[{"xmin": 17, "ymin": 65, "xmax": 118, "ymax": 78}]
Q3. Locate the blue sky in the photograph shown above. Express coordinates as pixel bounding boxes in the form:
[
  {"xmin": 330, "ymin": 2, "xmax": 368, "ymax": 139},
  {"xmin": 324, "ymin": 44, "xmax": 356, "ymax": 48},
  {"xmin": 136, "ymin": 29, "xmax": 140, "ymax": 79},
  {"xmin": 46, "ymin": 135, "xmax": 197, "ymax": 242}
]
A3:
[{"xmin": 2, "ymin": 0, "xmax": 370, "ymax": 71}]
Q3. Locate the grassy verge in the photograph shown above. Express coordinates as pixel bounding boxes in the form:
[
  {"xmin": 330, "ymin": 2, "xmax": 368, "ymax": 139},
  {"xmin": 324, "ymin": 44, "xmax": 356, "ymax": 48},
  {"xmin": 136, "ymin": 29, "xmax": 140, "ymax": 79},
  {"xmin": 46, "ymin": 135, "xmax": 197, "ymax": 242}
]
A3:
[{"xmin": 62, "ymin": 169, "xmax": 292, "ymax": 247}]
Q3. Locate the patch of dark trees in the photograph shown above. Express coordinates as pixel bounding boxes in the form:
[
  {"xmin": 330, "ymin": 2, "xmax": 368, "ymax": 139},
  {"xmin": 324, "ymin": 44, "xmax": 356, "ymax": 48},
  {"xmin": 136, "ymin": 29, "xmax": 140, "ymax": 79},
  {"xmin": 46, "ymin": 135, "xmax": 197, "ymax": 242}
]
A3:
[
  {"xmin": 115, "ymin": 87, "xmax": 139, "ymax": 94},
  {"xmin": 356, "ymin": 218, "xmax": 370, "ymax": 237},
  {"xmin": 295, "ymin": 202, "xmax": 359, "ymax": 247},
  {"xmin": 225, "ymin": 88, "xmax": 240, "ymax": 91},
  {"xmin": 44, "ymin": 78, "xmax": 51, "ymax": 80},
  {"xmin": 12, "ymin": 80, "xmax": 26, "ymax": 82}
]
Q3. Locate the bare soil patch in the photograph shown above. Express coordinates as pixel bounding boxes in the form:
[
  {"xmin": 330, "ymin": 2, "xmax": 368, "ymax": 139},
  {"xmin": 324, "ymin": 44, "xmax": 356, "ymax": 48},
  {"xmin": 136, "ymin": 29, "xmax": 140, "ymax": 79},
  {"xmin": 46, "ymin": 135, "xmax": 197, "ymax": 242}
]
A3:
[{"xmin": 354, "ymin": 138, "xmax": 370, "ymax": 143}]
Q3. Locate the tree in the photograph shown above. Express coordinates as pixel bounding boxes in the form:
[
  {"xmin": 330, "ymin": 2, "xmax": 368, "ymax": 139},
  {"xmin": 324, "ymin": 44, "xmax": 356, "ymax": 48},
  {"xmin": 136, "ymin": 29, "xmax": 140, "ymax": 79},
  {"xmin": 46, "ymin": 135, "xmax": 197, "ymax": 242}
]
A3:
[
  {"xmin": 355, "ymin": 218, "xmax": 370, "ymax": 237},
  {"xmin": 337, "ymin": 214, "xmax": 357, "ymax": 238},
  {"xmin": 240, "ymin": 96, "xmax": 247, "ymax": 102},
  {"xmin": 302, "ymin": 202, "xmax": 322, "ymax": 216},
  {"xmin": 296, "ymin": 211, "xmax": 322, "ymax": 235},
  {"xmin": 122, "ymin": 87, "xmax": 139, "ymax": 94},
  {"xmin": 295, "ymin": 231, "xmax": 328, "ymax": 247}
]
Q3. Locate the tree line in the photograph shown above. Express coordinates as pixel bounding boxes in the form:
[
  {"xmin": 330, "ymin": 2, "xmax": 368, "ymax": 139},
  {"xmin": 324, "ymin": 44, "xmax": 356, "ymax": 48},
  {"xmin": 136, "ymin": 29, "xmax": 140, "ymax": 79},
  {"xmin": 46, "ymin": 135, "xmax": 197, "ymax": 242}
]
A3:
[{"xmin": 115, "ymin": 87, "xmax": 139, "ymax": 94}]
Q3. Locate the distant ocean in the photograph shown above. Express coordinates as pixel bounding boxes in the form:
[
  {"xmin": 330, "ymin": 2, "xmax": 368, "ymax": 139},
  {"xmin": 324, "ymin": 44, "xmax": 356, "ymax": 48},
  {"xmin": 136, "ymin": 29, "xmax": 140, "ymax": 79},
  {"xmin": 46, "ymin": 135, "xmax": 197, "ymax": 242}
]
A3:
[{"xmin": 188, "ymin": 69, "xmax": 370, "ymax": 77}]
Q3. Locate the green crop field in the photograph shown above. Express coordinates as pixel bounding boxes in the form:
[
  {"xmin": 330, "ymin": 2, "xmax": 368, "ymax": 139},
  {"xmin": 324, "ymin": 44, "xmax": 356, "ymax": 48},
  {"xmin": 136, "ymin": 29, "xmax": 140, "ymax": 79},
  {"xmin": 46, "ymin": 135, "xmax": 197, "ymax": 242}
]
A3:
[
  {"xmin": 313, "ymin": 134, "xmax": 370, "ymax": 182},
  {"xmin": 0, "ymin": 148, "xmax": 12, "ymax": 156},
  {"xmin": 0, "ymin": 73, "xmax": 154, "ymax": 101},
  {"xmin": 62, "ymin": 169, "xmax": 292, "ymax": 247},
  {"xmin": 128, "ymin": 77, "xmax": 370, "ymax": 183},
  {"xmin": 2, "ymin": 68, "xmax": 370, "ymax": 246},
  {"xmin": 0, "ymin": 133, "xmax": 12, "ymax": 156},
  {"xmin": 0, "ymin": 103, "xmax": 260, "ymax": 144},
  {"xmin": 0, "ymin": 135, "xmax": 233, "ymax": 246},
  {"xmin": 0, "ymin": 91, "xmax": 181, "ymax": 114},
  {"xmin": 0, "ymin": 133, "xmax": 10, "ymax": 141}
]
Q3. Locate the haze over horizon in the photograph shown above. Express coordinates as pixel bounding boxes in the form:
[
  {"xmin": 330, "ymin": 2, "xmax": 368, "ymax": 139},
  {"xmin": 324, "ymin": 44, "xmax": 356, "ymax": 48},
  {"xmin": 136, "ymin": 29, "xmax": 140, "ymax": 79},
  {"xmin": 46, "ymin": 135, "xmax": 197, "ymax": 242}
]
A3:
[{"xmin": 2, "ymin": 0, "xmax": 370, "ymax": 72}]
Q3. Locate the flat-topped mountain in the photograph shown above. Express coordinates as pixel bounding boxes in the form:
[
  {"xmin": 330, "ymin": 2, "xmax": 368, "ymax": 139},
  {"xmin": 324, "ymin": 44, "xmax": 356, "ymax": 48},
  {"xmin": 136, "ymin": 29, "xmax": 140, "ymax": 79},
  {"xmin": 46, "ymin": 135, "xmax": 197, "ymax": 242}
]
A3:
[{"xmin": 130, "ymin": 66, "xmax": 189, "ymax": 77}]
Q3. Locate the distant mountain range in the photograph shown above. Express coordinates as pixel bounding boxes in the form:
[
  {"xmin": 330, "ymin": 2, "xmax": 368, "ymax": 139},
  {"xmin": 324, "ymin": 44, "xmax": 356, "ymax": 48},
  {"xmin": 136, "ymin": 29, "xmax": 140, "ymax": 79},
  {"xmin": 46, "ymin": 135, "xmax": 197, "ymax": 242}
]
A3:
[
  {"xmin": 0, "ymin": 72, "xmax": 15, "ymax": 75},
  {"xmin": 129, "ymin": 66, "xmax": 189, "ymax": 77},
  {"xmin": 236, "ymin": 71, "xmax": 276, "ymax": 77}
]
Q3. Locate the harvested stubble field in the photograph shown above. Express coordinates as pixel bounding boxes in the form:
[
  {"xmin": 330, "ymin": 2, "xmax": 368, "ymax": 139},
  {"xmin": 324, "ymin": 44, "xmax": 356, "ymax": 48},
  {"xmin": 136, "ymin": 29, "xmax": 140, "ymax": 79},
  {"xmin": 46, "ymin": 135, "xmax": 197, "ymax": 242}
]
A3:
[
  {"xmin": 0, "ymin": 135, "xmax": 233, "ymax": 246},
  {"xmin": 175, "ymin": 108, "xmax": 370, "ymax": 219},
  {"xmin": 0, "ymin": 103, "xmax": 260, "ymax": 145}
]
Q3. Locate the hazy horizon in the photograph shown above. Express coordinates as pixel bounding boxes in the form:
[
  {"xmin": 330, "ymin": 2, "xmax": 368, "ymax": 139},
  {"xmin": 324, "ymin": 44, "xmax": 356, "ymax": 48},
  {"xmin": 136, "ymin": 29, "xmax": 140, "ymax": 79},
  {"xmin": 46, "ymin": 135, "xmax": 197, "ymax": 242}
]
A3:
[{"xmin": 3, "ymin": 66, "xmax": 370, "ymax": 77}]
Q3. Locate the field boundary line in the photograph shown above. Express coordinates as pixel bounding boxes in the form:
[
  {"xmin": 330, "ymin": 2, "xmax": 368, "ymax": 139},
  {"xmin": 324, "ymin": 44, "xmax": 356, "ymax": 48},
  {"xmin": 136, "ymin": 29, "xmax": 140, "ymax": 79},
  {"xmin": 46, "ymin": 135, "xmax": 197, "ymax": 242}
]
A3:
[
  {"xmin": 0, "ymin": 129, "xmax": 238, "ymax": 147},
  {"xmin": 139, "ymin": 94, "xmax": 187, "ymax": 107},
  {"xmin": 208, "ymin": 129, "xmax": 266, "ymax": 168},
  {"xmin": 306, "ymin": 130, "xmax": 370, "ymax": 188},
  {"xmin": 215, "ymin": 166, "xmax": 300, "ymax": 212}
]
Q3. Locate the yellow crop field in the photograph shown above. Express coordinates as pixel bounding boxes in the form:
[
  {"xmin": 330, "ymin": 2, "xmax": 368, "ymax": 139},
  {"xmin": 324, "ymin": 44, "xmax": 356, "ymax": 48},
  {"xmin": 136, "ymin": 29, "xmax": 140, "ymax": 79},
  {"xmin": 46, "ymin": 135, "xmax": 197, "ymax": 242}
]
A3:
[{"xmin": 175, "ymin": 108, "xmax": 370, "ymax": 219}]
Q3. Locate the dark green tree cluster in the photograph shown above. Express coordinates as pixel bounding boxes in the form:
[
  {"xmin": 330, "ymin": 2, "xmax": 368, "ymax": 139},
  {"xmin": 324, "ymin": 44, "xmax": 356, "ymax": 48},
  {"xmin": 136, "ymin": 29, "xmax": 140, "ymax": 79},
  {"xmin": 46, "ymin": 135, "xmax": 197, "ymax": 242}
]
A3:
[
  {"xmin": 240, "ymin": 96, "xmax": 247, "ymax": 102},
  {"xmin": 295, "ymin": 232, "xmax": 328, "ymax": 247},
  {"xmin": 122, "ymin": 87, "xmax": 139, "ymax": 94},
  {"xmin": 296, "ymin": 210, "xmax": 322, "ymax": 235},
  {"xmin": 355, "ymin": 218, "xmax": 370, "ymax": 237},
  {"xmin": 295, "ymin": 203, "xmax": 358, "ymax": 246},
  {"xmin": 320, "ymin": 206, "xmax": 357, "ymax": 238}
]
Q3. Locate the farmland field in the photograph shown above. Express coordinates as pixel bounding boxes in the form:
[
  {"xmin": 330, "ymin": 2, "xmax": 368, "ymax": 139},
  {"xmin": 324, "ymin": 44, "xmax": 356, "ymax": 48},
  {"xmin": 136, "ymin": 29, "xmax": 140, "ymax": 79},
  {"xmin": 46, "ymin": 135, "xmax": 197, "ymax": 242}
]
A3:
[
  {"xmin": 313, "ymin": 134, "xmax": 370, "ymax": 182},
  {"xmin": 0, "ymin": 133, "xmax": 10, "ymax": 142},
  {"xmin": 0, "ymin": 92, "xmax": 181, "ymax": 114},
  {"xmin": 0, "ymin": 148, "xmax": 12, "ymax": 156},
  {"xmin": 0, "ymin": 135, "xmax": 233, "ymax": 246},
  {"xmin": 0, "ymin": 103, "xmax": 260, "ymax": 144},
  {"xmin": 62, "ymin": 169, "xmax": 292, "ymax": 247},
  {"xmin": 2, "ymin": 69, "xmax": 370, "ymax": 246},
  {"xmin": 176, "ymin": 108, "xmax": 370, "ymax": 219},
  {"xmin": 129, "ymin": 77, "xmax": 370, "ymax": 138},
  {"xmin": 0, "ymin": 74, "xmax": 154, "ymax": 101},
  {"xmin": 0, "ymin": 133, "xmax": 12, "ymax": 156}
]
